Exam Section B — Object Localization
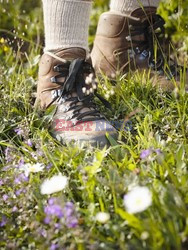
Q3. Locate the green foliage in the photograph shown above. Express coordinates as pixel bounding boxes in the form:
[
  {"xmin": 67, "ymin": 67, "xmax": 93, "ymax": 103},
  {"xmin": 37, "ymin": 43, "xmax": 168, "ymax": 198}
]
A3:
[
  {"xmin": 158, "ymin": 0, "xmax": 188, "ymax": 52},
  {"xmin": 0, "ymin": 0, "xmax": 188, "ymax": 249}
]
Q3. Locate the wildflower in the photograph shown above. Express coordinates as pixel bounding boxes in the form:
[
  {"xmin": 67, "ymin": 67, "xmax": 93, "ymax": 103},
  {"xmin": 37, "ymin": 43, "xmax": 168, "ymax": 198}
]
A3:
[
  {"xmin": 18, "ymin": 158, "xmax": 25, "ymax": 167},
  {"xmin": 155, "ymin": 148, "xmax": 164, "ymax": 164},
  {"xmin": 20, "ymin": 163, "xmax": 44, "ymax": 177},
  {"xmin": 26, "ymin": 139, "xmax": 33, "ymax": 147},
  {"xmin": 46, "ymin": 163, "xmax": 53, "ymax": 170},
  {"xmin": 14, "ymin": 177, "xmax": 23, "ymax": 184},
  {"xmin": 20, "ymin": 173, "xmax": 29, "ymax": 181},
  {"xmin": 155, "ymin": 148, "xmax": 162, "ymax": 155},
  {"xmin": 141, "ymin": 231, "xmax": 149, "ymax": 240},
  {"xmin": 95, "ymin": 212, "xmax": 110, "ymax": 224},
  {"xmin": 140, "ymin": 148, "xmax": 163, "ymax": 160},
  {"xmin": 44, "ymin": 199, "xmax": 78, "ymax": 228},
  {"xmin": 110, "ymin": 89, "xmax": 115, "ymax": 95},
  {"xmin": 123, "ymin": 186, "xmax": 152, "ymax": 214},
  {"xmin": 44, "ymin": 204, "xmax": 63, "ymax": 219},
  {"xmin": 55, "ymin": 223, "xmax": 61, "ymax": 229},
  {"xmin": 66, "ymin": 216, "xmax": 78, "ymax": 228},
  {"xmin": 0, "ymin": 37, "xmax": 5, "ymax": 43},
  {"xmin": 15, "ymin": 188, "xmax": 24, "ymax": 196},
  {"xmin": 48, "ymin": 197, "xmax": 57, "ymax": 205},
  {"xmin": 14, "ymin": 173, "xmax": 29, "ymax": 184},
  {"xmin": 14, "ymin": 128, "xmax": 24, "ymax": 135},
  {"xmin": 40, "ymin": 174, "xmax": 68, "ymax": 195},
  {"xmin": 63, "ymin": 202, "xmax": 78, "ymax": 228},
  {"xmin": 31, "ymin": 151, "xmax": 43, "ymax": 159},
  {"xmin": 3, "ymin": 194, "xmax": 8, "ymax": 201},
  {"xmin": 12, "ymin": 206, "xmax": 18, "ymax": 212},
  {"xmin": 44, "ymin": 217, "xmax": 51, "ymax": 224},
  {"xmin": 0, "ymin": 215, "xmax": 7, "ymax": 227},
  {"xmin": 140, "ymin": 149, "xmax": 152, "ymax": 159},
  {"xmin": 64, "ymin": 202, "xmax": 74, "ymax": 217},
  {"xmin": 50, "ymin": 244, "xmax": 59, "ymax": 250},
  {"xmin": 0, "ymin": 179, "xmax": 3, "ymax": 186},
  {"xmin": 4, "ymin": 147, "xmax": 14, "ymax": 163},
  {"xmin": 14, "ymin": 124, "xmax": 29, "ymax": 139},
  {"xmin": 37, "ymin": 150, "xmax": 44, "ymax": 156},
  {"xmin": 39, "ymin": 228, "xmax": 47, "ymax": 238}
]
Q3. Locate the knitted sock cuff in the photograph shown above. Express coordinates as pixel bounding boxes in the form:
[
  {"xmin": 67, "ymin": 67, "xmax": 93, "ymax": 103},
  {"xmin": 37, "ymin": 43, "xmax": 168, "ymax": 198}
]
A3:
[{"xmin": 42, "ymin": 0, "xmax": 92, "ymax": 51}]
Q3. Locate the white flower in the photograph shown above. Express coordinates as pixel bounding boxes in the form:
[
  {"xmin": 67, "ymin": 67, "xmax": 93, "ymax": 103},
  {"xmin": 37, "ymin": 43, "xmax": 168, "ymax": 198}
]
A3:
[
  {"xmin": 123, "ymin": 186, "xmax": 152, "ymax": 214},
  {"xmin": 20, "ymin": 163, "xmax": 44, "ymax": 176},
  {"xmin": 40, "ymin": 174, "xmax": 68, "ymax": 195},
  {"xmin": 95, "ymin": 212, "xmax": 110, "ymax": 223},
  {"xmin": 141, "ymin": 231, "xmax": 149, "ymax": 240}
]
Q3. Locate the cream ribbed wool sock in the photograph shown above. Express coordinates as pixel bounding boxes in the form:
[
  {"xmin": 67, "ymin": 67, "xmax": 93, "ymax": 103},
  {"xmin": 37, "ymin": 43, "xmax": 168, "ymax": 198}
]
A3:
[
  {"xmin": 110, "ymin": 0, "xmax": 160, "ymax": 14},
  {"xmin": 42, "ymin": 0, "xmax": 92, "ymax": 51}
]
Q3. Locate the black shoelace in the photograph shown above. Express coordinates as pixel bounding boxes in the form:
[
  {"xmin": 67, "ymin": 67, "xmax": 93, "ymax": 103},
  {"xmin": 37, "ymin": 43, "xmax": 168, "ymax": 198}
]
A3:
[
  {"xmin": 129, "ymin": 14, "xmax": 184, "ymax": 79},
  {"xmin": 48, "ymin": 58, "xmax": 111, "ymax": 124}
]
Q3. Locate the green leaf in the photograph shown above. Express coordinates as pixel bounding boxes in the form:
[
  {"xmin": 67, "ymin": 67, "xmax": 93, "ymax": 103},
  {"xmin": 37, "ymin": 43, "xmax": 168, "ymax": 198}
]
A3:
[{"xmin": 116, "ymin": 208, "xmax": 143, "ymax": 231}]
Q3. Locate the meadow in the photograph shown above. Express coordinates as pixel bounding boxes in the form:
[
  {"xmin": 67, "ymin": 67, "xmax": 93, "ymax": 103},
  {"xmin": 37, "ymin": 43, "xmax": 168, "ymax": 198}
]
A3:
[{"xmin": 0, "ymin": 0, "xmax": 188, "ymax": 249}]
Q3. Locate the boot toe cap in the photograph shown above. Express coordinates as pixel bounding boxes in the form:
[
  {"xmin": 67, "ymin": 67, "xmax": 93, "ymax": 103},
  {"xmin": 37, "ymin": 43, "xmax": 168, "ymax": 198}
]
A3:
[{"xmin": 51, "ymin": 119, "xmax": 118, "ymax": 147}]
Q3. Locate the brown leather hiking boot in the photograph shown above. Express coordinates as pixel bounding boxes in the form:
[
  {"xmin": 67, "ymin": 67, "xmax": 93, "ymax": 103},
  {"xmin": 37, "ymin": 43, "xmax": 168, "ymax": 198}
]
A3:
[
  {"xmin": 36, "ymin": 47, "xmax": 117, "ymax": 147},
  {"xmin": 91, "ymin": 7, "xmax": 188, "ymax": 90}
]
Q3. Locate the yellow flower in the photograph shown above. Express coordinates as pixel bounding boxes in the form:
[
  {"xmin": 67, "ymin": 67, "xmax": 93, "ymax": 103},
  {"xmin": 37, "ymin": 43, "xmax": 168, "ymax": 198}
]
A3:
[
  {"xmin": 3, "ymin": 46, "xmax": 9, "ymax": 52},
  {"xmin": 0, "ymin": 38, "xmax": 5, "ymax": 44}
]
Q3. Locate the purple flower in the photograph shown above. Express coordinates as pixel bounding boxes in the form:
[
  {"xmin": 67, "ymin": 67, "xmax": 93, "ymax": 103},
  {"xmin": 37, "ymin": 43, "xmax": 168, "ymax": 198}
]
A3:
[
  {"xmin": 46, "ymin": 163, "xmax": 53, "ymax": 170},
  {"xmin": 14, "ymin": 173, "xmax": 29, "ymax": 184},
  {"xmin": 155, "ymin": 148, "xmax": 162, "ymax": 155},
  {"xmin": 43, "ymin": 199, "xmax": 78, "ymax": 228},
  {"xmin": 66, "ymin": 216, "xmax": 78, "ymax": 228},
  {"xmin": 48, "ymin": 197, "xmax": 57, "ymax": 205},
  {"xmin": 37, "ymin": 150, "xmax": 44, "ymax": 157},
  {"xmin": 2, "ymin": 165, "xmax": 11, "ymax": 171},
  {"xmin": 44, "ymin": 204, "xmax": 63, "ymax": 219},
  {"xmin": 15, "ymin": 189, "xmax": 24, "ymax": 196},
  {"xmin": 14, "ymin": 177, "xmax": 21, "ymax": 185},
  {"xmin": 50, "ymin": 244, "xmax": 59, "ymax": 250},
  {"xmin": 64, "ymin": 202, "xmax": 74, "ymax": 217},
  {"xmin": 3, "ymin": 194, "xmax": 9, "ymax": 201},
  {"xmin": 39, "ymin": 228, "xmax": 47, "ymax": 237},
  {"xmin": 14, "ymin": 128, "xmax": 24, "ymax": 135},
  {"xmin": 65, "ymin": 201, "xmax": 74, "ymax": 208},
  {"xmin": 21, "ymin": 173, "xmax": 29, "ymax": 182},
  {"xmin": 140, "ymin": 149, "xmax": 152, "ymax": 159},
  {"xmin": 4, "ymin": 147, "xmax": 13, "ymax": 162},
  {"xmin": 12, "ymin": 206, "xmax": 18, "ymax": 212},
  {"xmin": 26, "ymin": 139, "xmax": 33, "ymax": 147},
  {"xmin": 63, "ymin": 202, "xmax": 78, "ymax": 228},
  {"xmin": 44, "ymin": 217, "xmax": 51, "ymax": 224},
  {"xmin": 0, "ymin": 216, "xmax": 7, "ymax": 227},
  {"xmin": 31, "ymin": 152, "xmax": 37, "ymax": 160},
  {"xmin": 0, "ymin": 179, "xmax": 3, "ymax": 186},
  {"xmin": 18, "ymin": 158, "xmax": 25, "ymax": 167},
  {"xmin": 55, "ymin": 223, "xmax": 61, "ymax": 229}
]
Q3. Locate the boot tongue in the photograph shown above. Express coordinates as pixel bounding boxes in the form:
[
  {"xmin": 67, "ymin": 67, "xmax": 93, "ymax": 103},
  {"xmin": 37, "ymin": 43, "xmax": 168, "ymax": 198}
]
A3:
[{"xmin": 131, "ymin": 7, "xmax": 157, "ymax": 20}]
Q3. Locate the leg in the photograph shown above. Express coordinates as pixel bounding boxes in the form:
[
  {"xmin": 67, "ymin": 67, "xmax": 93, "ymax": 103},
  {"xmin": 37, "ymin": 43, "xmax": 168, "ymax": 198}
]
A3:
[
  {"xmin": 42, "ymin": 0, "xmax": 92, "ymax": 52},
  {"xmin": 36, "ymin": 0, "xmax": 117, "ymax": 147}
]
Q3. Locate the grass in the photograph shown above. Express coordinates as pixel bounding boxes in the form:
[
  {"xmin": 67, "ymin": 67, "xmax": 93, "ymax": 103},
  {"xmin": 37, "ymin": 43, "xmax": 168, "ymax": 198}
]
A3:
[{"xmin": 0, "ymin": 0, "xmax": 188, "ymax": 249}]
